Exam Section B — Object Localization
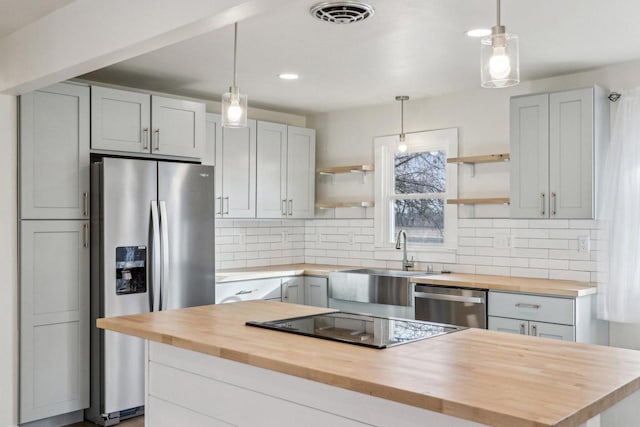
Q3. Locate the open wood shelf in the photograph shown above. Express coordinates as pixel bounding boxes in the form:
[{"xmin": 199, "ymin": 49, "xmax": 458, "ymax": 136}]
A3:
[
  {"xmin": 317, "ymin": 164, "xmax": 374, "ymax": 174},
  {"xmin": 447, "ymin": 153, "xmax": 510, "ymax": 164},
  {"xmin": 316, "ymin": 201, "xmax": 375, "ymax": 209},
  {"xmin": 447, "ymin": 198, "xmax": 510, "ymax": 205}
]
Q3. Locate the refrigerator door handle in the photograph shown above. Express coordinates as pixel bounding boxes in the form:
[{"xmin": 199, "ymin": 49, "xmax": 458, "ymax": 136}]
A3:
[
  {"xmin": 150, "ymin": 201, "xmax": 161, "ymax": 312},
  {"xmin": 159, "ymin": 200, "xmax": 170, "ymax": 311}
]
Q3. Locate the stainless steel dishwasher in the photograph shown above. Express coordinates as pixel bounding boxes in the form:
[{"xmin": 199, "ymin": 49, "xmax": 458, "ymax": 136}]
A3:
[{"xmin": 414, "ymin": 284, "xmax": 487, "ymax": 328}]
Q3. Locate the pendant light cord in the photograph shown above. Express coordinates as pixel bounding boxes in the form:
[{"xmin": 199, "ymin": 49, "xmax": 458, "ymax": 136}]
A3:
[
  {"xmin": 400, "ymin": 98, "xmax": 404, "ymax": 137},
  {"xmin": 233, "ymin": 22, "xmax": 238, "ymax": 87},
  {"xmin": 496, "ymin": 0, "xmax": 501, "ymax": 27}
]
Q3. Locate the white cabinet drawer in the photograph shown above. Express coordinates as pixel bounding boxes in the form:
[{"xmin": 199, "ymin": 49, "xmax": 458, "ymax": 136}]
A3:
[
  {"xmin": 489, "ymin": 292, "xmax": 574, "ymax": 325},
  {"xmin": 215, "ymin": 278, "xmax": 282, "ymax": 304}
]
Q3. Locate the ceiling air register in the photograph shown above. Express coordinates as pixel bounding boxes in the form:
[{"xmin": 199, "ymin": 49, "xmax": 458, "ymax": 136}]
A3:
[{"xmin": 310, "ymin": 1, "xmax": 375, "ymax": 24}]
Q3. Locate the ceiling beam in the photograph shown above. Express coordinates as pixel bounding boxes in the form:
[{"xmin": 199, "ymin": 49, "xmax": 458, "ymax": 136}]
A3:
[{"xmin": 0, "ymin": 0, "xmax": 294, "ymax": 94}]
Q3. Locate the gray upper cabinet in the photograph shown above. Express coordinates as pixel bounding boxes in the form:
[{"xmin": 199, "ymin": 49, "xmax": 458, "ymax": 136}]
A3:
[
  {"xmin": 256, "ymin": 122, "xmax": 315, "ymax": 219},
  {"xmin": 214, "ymin": 119, "xmax": 257, "ymax": 218},
  {"xmin": 90, "ymin": 86, "xmax": 205, "ymax": 159},
  {"xmin": 20, "ymin": 82, "xmax": 90, "ymax": 220},
  {"xmin": 510, "ymin": 86, "xmax": 608, "ymax": 219},
  {"xmin": 91, "ymin": 86, "xmax": 151, "ymax": 153},
  {"xmin": 20, "ymin": 220, "xmax": 90, "ymax": 423}
]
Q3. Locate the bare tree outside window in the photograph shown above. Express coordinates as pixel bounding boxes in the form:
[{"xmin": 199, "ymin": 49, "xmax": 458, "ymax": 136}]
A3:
[{"xmin": 393, "ymin": 151, "xmax": 446, "ymax": 244}]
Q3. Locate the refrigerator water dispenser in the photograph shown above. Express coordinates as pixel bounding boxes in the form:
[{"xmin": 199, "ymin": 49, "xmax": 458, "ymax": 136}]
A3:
[{"xmin": 115, "ymin": 246, "xmax": 147, "ymax": 295}]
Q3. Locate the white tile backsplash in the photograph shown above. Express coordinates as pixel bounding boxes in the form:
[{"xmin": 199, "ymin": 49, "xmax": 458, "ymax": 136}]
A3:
[{"xmin": 215, "ymin": 217, "xmax": 600, "ymax": 282}]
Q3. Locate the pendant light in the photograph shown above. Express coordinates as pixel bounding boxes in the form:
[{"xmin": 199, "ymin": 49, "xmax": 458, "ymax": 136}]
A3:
[
  {"xmin": 395, "ymin": 96, "xmax": 409, "ymax": 153},
  {"xmin": 480, "ymin": 0, "xmax": 519, "ymax": 88},
  {"xmin": 222, "ymin": 22, "xmax": 248, "ymax": 127}
]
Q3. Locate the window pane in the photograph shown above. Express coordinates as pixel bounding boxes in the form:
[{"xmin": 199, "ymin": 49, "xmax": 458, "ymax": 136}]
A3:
[
  {"xmin": 393, "ymin": 199, "xmax": 444, "ymax": 244},
  {"xmin": 394, "ymin": 151, "xmax": 446, "ymax": 194}
]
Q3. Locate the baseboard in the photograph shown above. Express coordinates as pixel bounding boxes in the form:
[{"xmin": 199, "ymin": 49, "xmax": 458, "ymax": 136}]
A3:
[{"xmin": 19, "ymin": 410, "xmax": 83, "ymax": 427}]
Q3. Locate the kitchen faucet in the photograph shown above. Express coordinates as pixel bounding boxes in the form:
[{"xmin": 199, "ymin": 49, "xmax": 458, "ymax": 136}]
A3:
[{"xmin": 395, "ymin": 229, "xmax": 414, "ymax": 271}]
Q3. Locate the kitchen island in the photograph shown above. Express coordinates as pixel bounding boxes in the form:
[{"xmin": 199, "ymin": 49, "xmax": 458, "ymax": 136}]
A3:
[{"xmin": 97, "ymin": 301, "xmax": 640, "ymax": 427}]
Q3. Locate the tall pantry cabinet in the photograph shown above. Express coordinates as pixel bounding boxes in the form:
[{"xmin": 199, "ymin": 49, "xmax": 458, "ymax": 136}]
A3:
[{"xmin": 19, "ymin": 82, "xmax": 90, "ymax": 423}]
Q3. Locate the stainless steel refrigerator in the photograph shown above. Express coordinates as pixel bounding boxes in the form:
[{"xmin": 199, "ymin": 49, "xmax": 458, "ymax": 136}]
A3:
[{"xmin": 86, "ymin": 157, "xmax": 215, "ymax": 425}]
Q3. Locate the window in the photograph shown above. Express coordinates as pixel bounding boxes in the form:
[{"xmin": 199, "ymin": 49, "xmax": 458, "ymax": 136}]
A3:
[{"xmin": 374, "ymin": 128, "xmax": 458, "ymax": 249}]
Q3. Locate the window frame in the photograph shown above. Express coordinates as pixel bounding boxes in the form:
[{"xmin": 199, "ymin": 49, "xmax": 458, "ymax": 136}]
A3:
[{"xmin": 374, "ymin": 128, "xmax": 458, "ymax": 251}]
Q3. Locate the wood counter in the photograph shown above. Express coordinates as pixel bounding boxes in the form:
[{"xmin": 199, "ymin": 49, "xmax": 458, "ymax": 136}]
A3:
[
  {"xmin": 98, "ymin": 301, "xmax": 640, "ymax": 427},
  {"xmin": 216, "ymin": 264, "xmax": 597, "ymax": 297}
]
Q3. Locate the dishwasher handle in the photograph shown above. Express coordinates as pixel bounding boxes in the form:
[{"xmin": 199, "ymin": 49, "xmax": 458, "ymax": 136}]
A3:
[{"xmin": 414, "ymin": 291, "xmax": 484, "ymax": 304}]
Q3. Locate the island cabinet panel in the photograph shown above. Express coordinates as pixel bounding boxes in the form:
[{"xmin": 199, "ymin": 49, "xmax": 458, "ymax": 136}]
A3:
[
  {"xmin": 147, "ymin": 341, "xmax": 487, "ymax": 427},
  {"xmin": 20, "ymin": 82, "xmax": 90, "ymax": 220}
]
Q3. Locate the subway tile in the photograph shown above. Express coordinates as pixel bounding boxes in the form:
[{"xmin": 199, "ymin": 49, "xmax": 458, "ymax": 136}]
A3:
[
  {"xmin": 548, "ymin": 229, "xmax": 589, "ymax": 239},
  {"xmin": 304, "ymin": 256, "xmax": 317, "ymax": 264},
  {"xmin": 510, "ymin": 267, "xmax": 549, "ymax": 279},
  {"xmin": 511, "ymin": 238, "xmax": 529, "ymax": 248},
  {"xmin": 458, "ymin": 219, "xmax": 493, "ymax": 228},
  {"xmin": 457, "ymin": 228, "xmax": 476, "ymax": 237},
  {"xmin": 529, "ymin": 258, "xmax": 569, "ymax": 270},
  {"xmin": 493, "ymin": 257, "xmax": 528, "ymax": 268},
  {"xmin": 354, "ymin": 235, "xmax": 374, "ymax": 244},
  {"xmin": 233, "ymin": 251, "xmax": 260, "ymax": 260},
  {"xmin": 458, "ymin": 255, "xmax": 493, "ymax": 266},
  {"xmin": 549, "ymin": 269, "xmax": 591, "ymax": 281},
  {"xmin": 510, "ymin": 228, "xmax": 549, "ymax": 238},
  {"xmin": 510, "ymin": 248, "xmax": 549, "ymax": 258},
  {"xmin": 456, "ymin": 246, "xmax": 476, "ymax": 256},
  {"xmin": 443, "ymin": 264, "xmax": 476, "ymax": 274},
  {"xmin": 349, "ymin": 219, "xmax": 374, "ymax": 227},
  {"xmin": 528, "ymin": 239, "xmax": 569, "ymax": 249},
  {"xmin": 548, "ymin": 249, "xmax": 590, "ymax": 261},
  {"xmin": 569, "ymin": 220, "xmax": 599, "ymax": 229},
  {"xmin": 476, "ymin": 265, "xmax": 510, "ymax": 276},
  {"xmin": 245, "ymin": 243, "xmax": 272, "ymax": 251},
  {"xmin": 528, "ymin": 219, "xmax": 569, "ymax": 229},
  {"xmin": 245, "ymin": 228, "xmax": 270, "ymax": 236},
  {"xmin": 492, "ymin": 219, "xmax": 529, "ymax": 228},
  {"xmin": 569, "ymin": 260, "xmax": 598, "ymax": 271},
  {"xmin": 476, "ymin": 228, "xmax": 510, "ymax": 237},
  {"xmin": 480, "ymin": 248, "xmax": 511, "ymax": 257},
  {"xmin": 458, "ymin": 237, "xmax": 493, "ymax": 247}
]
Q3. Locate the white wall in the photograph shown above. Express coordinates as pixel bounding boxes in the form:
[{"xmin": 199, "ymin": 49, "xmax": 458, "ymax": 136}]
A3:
[{"xmin": 0, "ymin": 94, "xmax": 18, "ymax": 426}]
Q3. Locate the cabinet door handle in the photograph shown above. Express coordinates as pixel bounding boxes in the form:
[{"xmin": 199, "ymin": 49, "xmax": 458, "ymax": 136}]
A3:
[
  {"xmin": 142, "ymin": 128, "xmax": 150, "ymax": 150},
  {"xmin": 531, "ymin": 323, "xmax": 538, "ymax": 336},
  {"xmin": 282, "ymin": 200, "xmax": 287, "ymax": 216},
  {"xmin": 83, "ymin": 192, "xmax": 89, "ymax": 217},
  {"xmin": 551, "ymin": 192, "xmax": 557, "ymax": 216},
  {"xmin": 519, "ymin": 323, "xmax": 526, "ymax": 335},
  {"xmin": 515, "ymin": 303, "xmax": 541, "ymax": 309},
  {"xmin": 288, "ymin": 199, "xmax": 293, "ymax": 216},
  {"xmin": 83, "ymin": 223, "xmax": 89, "ymax": 248},
  {"xmin": 224, "ymin": 197, "xmax": 229, "ymax": 215},
  {"xmin": 540, "ymin": 193, "xmax": 546, "ymax": 216},
  {"xmin": 154, "ymin": 129, "xmax": 160, "ymax": 150},
  {"xmin": 216, "ymin": 197, "xmax": 222, "ymax": 216}
]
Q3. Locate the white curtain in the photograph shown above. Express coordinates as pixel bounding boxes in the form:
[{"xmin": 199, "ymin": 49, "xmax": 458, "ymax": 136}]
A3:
[{"xmin": 597, "ymin": 88, "xmax": 640, "ymax": 323}]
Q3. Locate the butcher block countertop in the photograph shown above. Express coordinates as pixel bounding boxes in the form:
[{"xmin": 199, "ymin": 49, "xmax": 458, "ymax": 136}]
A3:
[
  {"xmin": 216, "ymin": 263, "xmax": 596, "ymax": 297},
  {"xmin": 98, "ymin": 301, "xmax": 640, "ymax": 427}
]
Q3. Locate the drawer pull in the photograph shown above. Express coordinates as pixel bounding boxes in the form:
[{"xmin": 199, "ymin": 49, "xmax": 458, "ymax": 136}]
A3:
[
  {"xmin": 531, "ymin": 324, "xmax": 538, "ymax": 336},
  {"xmin": 515, "ymin": 303, "xmax": 540, "ymax": 309},
  {"xmin": 235, "ymin": 290, "xmax": 253, "ymax": 295},
  {"xmin": 519, "ymin": 323, "xmax": 526, "ymax": 335}
]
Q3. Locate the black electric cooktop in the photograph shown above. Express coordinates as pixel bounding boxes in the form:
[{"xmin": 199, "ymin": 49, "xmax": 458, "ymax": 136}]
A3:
[{"xmin": 246, "ymin": 311, "xmax": 464, "ymax": 349}]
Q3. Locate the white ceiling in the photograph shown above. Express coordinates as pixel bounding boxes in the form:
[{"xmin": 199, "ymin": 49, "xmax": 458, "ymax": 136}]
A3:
[
  {"xmin": 79, "ymin": 0, "xmax": 640, "ymax": 114},
  {"xmin": 0, "ymin": 0, "xmax": 73, "ymax": 38}
]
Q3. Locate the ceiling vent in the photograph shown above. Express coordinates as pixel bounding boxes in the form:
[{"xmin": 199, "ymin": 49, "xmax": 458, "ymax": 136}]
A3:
[{"xmin": 310, "ymin": 1, "xmax": 375, "ymax": 24}]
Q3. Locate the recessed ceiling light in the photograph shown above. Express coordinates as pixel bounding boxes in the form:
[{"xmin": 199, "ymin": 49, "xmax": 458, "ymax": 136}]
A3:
[
  {"xmin": 466, "ymin": 28, "xmax": 491, "ymax": 38},
  {"xmin": 279, "ymin": 73, "xmax": 299, "ymax": 80}
]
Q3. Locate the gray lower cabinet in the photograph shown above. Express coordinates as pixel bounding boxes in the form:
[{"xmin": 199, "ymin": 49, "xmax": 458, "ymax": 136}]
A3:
[
  {"xmin": 282, "ymin": 277, "xmax": 305, "ymax": 305},
  {"xmin": 19, "ymin": 220, "xmax": 90, "ymax": 423},
  {"xmin": 487, "ymin": 291, "xmax": 607, "ymax": 344},
  {"xmin": 510, "ymin": 86, "xmax": 609, "ymax": 219},
  {"xmin": 304, "ymin": 276, "xmax": 328, "ymax": 307},
  {"xmin": 277, "ymin": 276, "xmax": 328, "ymax": 307},
  {"xmin": 20, "ymin": 82, "xmax": 90, "ymax": 220}
]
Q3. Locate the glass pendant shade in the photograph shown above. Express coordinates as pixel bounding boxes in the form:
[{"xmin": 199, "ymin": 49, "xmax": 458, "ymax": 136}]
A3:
[
  {"xmin": 222, "ymin": 86, "xmax": 247, "ymax": 128},
  {"xmin": 481, "ymin": 30, "xmax": 519, "ymax": 88}
]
